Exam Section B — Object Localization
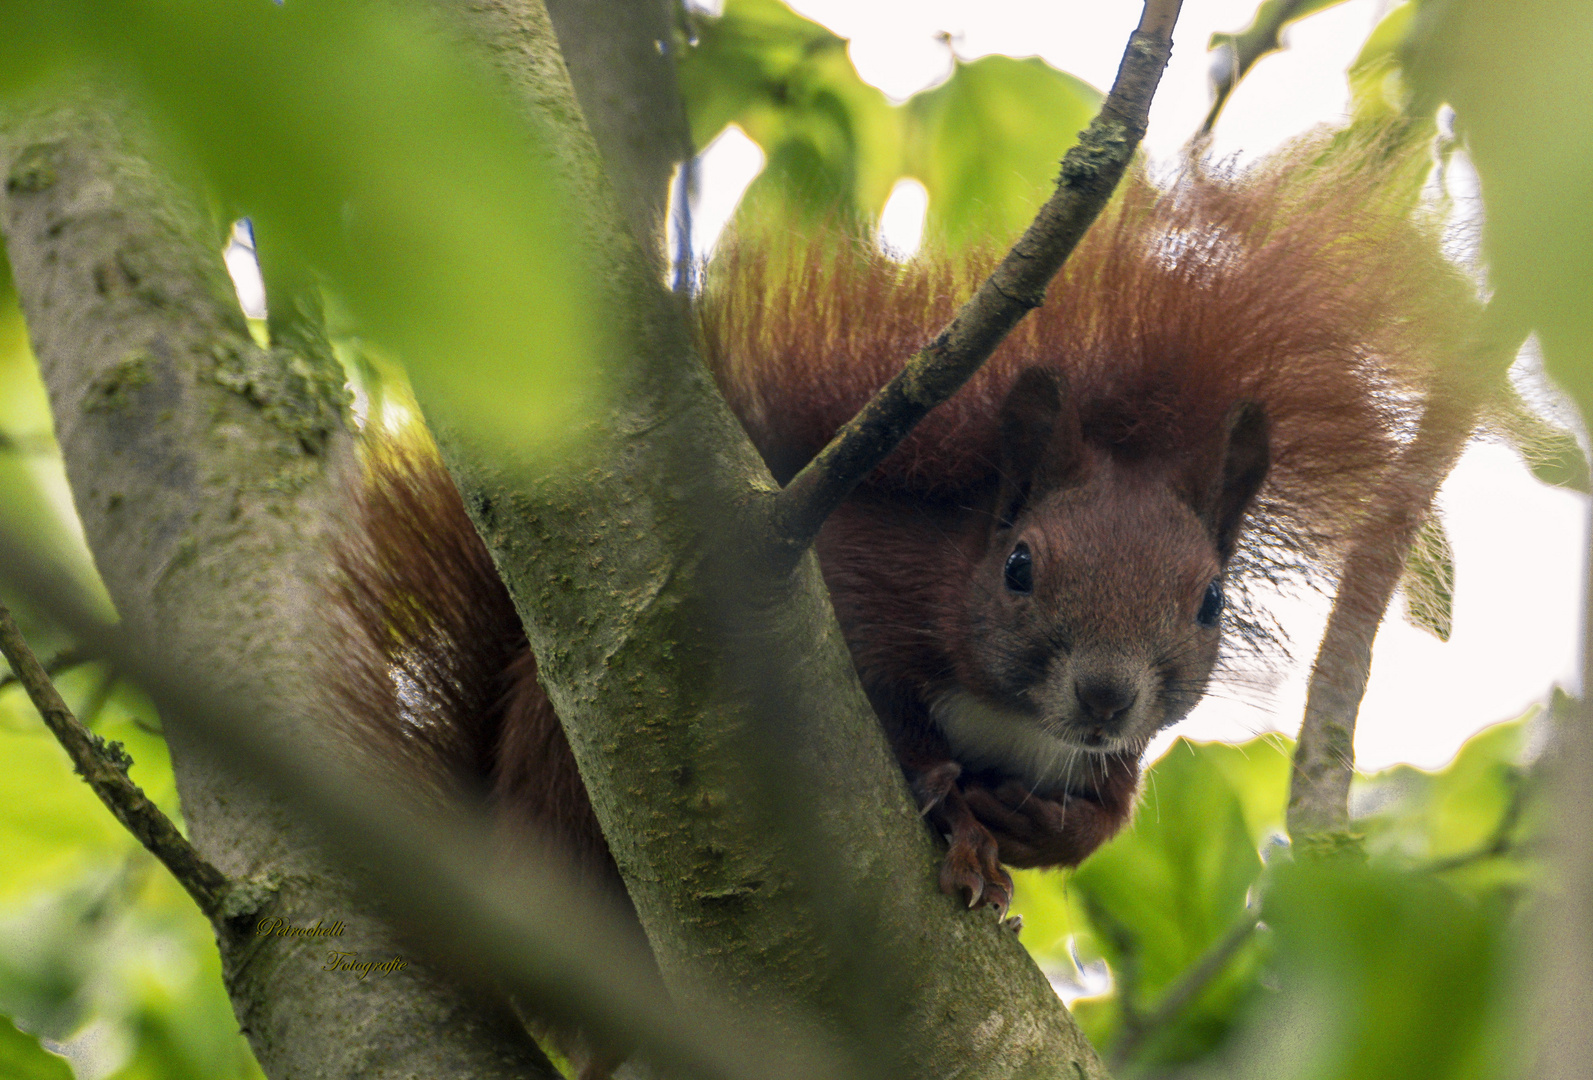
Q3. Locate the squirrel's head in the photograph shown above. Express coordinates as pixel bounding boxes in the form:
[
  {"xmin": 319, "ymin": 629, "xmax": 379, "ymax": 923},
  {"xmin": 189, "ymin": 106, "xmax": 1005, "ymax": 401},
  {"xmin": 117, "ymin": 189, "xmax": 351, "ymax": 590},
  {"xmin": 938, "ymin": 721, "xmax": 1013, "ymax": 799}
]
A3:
[{"xmin": 936, "ymin": 367, "xmax": 1270, "ymax": 789}]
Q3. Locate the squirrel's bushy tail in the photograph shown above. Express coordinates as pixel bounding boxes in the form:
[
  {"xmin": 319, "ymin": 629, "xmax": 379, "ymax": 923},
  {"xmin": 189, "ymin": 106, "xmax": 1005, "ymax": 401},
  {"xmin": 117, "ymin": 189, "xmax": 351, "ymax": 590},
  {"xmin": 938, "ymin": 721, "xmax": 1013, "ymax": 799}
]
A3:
[
  {"xmin": 326, "ymin": 438, "xmax": 614, "ymax": 881},
  {"xmin": 702, "ymin": 130, "xmax": 1481, "ymax": 582}
]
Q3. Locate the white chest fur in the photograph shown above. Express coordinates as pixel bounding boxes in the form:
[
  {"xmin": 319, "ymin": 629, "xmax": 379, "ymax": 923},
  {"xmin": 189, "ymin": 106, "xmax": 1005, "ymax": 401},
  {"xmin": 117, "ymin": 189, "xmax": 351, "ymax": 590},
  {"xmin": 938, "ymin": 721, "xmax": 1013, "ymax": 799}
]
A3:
[{"xmin": 931, "ymin": 690, "xmax": 1090, "ymax": 792}]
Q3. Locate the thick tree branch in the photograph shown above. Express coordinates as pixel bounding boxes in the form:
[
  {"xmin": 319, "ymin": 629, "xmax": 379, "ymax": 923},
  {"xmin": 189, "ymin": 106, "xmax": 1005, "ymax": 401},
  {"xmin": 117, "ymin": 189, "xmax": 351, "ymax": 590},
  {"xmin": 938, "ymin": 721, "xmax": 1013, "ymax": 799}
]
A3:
[
  {"xmin": 540, "ymin": 0, "xmax": 693, "ymax": 268},
  {"xmin": 0, "ymin": 538, "xmax": 845, "ymax": 1080},
  {"xmin": 0, "ymin": 598, "xmax": 231, "ymax": 916},
  {"xmin": 1, "ymin": 98, "xmax": 558, "ymax": 1080},
  {"xmin": 418, "ymin": 2, "xmax": 1118, "ymax": 1076},
  {"xmin": 769, "ymin": 0, "xmax": 1184, "ymax": 555},
  {"xmin": 1287, "ymin": 303, "xmax": 1527, "ymax": 840}
]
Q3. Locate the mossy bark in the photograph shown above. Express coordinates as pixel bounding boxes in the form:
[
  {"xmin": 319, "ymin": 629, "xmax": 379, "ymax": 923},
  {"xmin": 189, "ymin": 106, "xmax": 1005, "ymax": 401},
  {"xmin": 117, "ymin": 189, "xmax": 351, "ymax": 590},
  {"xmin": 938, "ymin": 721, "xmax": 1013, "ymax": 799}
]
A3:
[
  {"xmin": 0, "ymin": 99, "xmax": 557, "ymax": 1080},
  {"xmin": 425, "ymin": 2, "xmax": 1109, "ymax": 1076}
]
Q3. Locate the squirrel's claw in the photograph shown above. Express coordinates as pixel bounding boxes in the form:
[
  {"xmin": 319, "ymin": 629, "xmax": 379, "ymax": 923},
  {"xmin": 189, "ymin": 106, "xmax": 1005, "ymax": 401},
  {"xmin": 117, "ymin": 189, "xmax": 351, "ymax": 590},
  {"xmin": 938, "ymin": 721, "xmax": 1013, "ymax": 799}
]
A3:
[
  {"xmin": 912, "ymin": 760, "xmax": 963, "ymax": 816},
  {"xmin": 934, "ymin": 785, "xmax": 1014, "ymax": 918}
]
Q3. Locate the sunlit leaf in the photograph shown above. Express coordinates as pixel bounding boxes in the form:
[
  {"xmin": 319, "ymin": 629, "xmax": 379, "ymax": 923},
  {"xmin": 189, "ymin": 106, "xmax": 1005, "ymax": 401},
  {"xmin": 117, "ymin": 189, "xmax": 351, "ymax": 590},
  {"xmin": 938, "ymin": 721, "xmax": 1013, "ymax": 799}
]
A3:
[
  {"xmin": 1400, "ymin": 513, "xmax": 1455, "ymax": 641},
  {"xmin": 679, "ymin": 0, "xmax": 900, "ymax": 224},
  {"xmin": 1346, "ymin": 3, "xmax": 1417, "ymax": 121},
  {"xmin": 1491, "ymin": 386, "xmax": 1591, "ymax": 493},
  {"xmin": 681, "ymin": 3, "xmax": 1100, "ymax": 244},
  {"xmin": 903, "ymin": 55, "xmax": 1100, "ymax": 248},
  {"xmin": 1, "ymin": 0, "xmax": 602, "ymax": 454},
  {"xmin": 0, "ymin": 1016, "xmax": 74, "ymax": 1080},
  {"xmin": 1405, "ymin": 2, "xmax": 1593, "ymax": 417}
]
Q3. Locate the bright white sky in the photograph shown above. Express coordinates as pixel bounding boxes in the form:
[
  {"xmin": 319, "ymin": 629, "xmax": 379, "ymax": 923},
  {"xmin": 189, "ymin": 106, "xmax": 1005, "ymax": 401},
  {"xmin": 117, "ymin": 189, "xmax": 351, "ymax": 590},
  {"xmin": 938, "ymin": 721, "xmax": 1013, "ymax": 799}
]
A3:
[{"xmin": 686, "ymin": 0, "xmax": 1590, "ymax": 772}]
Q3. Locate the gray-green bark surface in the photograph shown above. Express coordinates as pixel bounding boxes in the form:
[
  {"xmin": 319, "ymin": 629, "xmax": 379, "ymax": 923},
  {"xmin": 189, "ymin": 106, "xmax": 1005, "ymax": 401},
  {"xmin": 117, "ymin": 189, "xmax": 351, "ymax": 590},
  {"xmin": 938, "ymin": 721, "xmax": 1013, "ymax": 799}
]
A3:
[
  {"xmin": 0, "ymin": 98, "xmax": 557, "ymax": 1080},
  {"xmin": 424, "ymin": 2, "xmax": 1110, "ymax": 1076},
  {"xmin": 541, "ymin": 0, "xmax": 692, "ymax": 265}
]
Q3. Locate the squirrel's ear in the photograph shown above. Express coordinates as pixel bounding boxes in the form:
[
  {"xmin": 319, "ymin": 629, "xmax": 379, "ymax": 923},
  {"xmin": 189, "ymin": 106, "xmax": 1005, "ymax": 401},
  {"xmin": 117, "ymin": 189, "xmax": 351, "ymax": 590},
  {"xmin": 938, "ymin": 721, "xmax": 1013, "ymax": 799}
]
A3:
[
  {"xmin": 1203, "ymin": 400, "xmax": 1271, "ymax": 561},
  {"xmin": 996, "ymin": 367, "xmax": 1084, "ymax": 526}
]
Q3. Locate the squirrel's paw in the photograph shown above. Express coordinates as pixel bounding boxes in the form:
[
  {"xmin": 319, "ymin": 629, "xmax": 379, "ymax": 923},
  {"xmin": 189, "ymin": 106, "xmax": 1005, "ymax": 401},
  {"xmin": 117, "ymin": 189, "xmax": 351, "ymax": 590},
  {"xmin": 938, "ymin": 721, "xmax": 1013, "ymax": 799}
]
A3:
[
  {"xmin": 962, "ymin": 779, "xmax": 1110, "ymax": 869},
  {"xmin": 933, "ymin": 788, "xmax": 1015, "ymax": 918}
]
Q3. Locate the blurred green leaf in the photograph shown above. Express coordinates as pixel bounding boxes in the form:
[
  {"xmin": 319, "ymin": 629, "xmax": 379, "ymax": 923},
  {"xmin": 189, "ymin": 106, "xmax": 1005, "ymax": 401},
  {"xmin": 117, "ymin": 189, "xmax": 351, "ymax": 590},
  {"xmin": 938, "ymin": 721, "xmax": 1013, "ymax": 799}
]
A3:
[
  {"xmin": 1065, "ymin": 740, "xmax": 1267, "ymax": 1063},
  {"xmin": 0, "ymin": 1016, "xmax": 73, "ymax": 1080},
  {"xmin": 0, "ymin": 863, "xmax": 264, "ymax": 1080},
  {"xmin": 1203, "ymin": 0, "xmax": 1356, "ymax": 133},
  {"xmin": 1347, "ymin": 3, "xmax": 1417, "ymax": 121},
  {"xmin": 1210, "ymin": 0, "xmax": 1353, "ymax": 62},
  {"xmin": 1352, "ymin": 716, "xmax": 1537, "ymax": 899},
  {"xmin": 1405, "ymin": 2, "xmax": 1593, "ymax": 418},
  {"xmin": 903, "ymin": 55, "xmax": 1100, "ymax": 248},
  {"xmin": 0, "ymin": 700, "xmax": 134, "ymax": 903},
  {"xmin": 1, "ymin": 0, "xmax": 602, "ymax": 454},
  {"xmin": 679, "ymin": 0, "xmax": 900, "ymax": 224},
  {"xmin": 1186, "ymin": 858, "xmax": 1517, "ymax": 1080},
  {"xmin": 1073, "ymin": 741, "xmax": 1262, "ymax": 996},
  {"xmin": 1192, "ymin": 736, "xmax": 1293, "ymax": 849},
  {"xmin": 1401, "ymin": 513, "xmax": 1455, "ymax": 641},
  {"xmin": 1018, "ymin": 724, "xmax": 1538, "ymax": 1074}
]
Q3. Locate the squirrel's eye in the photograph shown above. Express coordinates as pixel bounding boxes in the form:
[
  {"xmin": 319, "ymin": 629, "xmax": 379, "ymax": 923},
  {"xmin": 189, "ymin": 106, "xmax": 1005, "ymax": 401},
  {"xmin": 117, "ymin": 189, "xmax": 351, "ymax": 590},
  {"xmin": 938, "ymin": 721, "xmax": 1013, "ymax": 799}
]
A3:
[
  {"xmin": 1004, "ymin": 543, "xmax": 1033, "ymax": 595},
  {"xmin": 1197, "ymin": 578, "xmax": 1223, "ymax": 627}
]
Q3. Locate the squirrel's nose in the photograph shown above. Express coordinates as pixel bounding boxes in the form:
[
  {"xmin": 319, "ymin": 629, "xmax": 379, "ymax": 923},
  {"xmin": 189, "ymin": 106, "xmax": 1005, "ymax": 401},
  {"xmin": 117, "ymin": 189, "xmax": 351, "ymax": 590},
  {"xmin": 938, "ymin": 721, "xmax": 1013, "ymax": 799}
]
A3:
[{"xmin": 1075, "ymin": 679, "xmax": 1138, "ymax": 726}]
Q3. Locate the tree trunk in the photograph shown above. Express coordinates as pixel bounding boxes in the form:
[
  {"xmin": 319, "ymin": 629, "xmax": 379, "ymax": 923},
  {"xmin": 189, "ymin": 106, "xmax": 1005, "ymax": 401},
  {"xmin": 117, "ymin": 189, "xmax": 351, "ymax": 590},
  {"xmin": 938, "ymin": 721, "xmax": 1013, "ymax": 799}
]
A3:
[
  {"xmin": 0, "ymin": 99, "xmax": 557, "ymax": 1080},
  {"xmin": 2, "ymin": 1, "xmax": 1112, "ymax": 1076}
]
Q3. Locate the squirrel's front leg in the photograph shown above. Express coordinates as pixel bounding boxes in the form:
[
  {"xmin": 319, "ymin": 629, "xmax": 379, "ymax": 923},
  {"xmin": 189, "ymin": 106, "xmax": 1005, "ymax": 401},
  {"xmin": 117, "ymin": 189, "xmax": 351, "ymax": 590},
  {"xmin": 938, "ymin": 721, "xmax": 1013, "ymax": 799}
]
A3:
[
  {"xmin": 908, "ymin": 760, "xmax": 1015, "ymax": 916},
  {"xmin": 960, "ymin": 752, "xmax": 1141, "ymax": 869}
]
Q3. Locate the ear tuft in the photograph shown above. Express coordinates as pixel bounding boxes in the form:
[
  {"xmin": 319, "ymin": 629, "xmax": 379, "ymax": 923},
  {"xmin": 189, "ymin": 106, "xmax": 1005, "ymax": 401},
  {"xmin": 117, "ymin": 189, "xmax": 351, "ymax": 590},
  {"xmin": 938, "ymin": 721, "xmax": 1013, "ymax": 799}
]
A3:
[
  {"xmin": 1210, "ymin": 400, "xmax": 1271, "ymax": 560},
  {"xmin": 996, "ymin": 367, "xmax": 1084, "ymax": 526}
]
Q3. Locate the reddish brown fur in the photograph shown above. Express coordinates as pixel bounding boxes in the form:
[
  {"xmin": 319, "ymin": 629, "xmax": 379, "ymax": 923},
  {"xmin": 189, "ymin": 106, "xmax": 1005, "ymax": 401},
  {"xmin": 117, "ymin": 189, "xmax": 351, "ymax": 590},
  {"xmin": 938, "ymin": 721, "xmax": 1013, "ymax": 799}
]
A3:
[
  {"xmin": 701, "ymin": 140, "xmax": 1470, "ymax": 553},
  {"xmin": 328, "ymin": 444, "xmax": 616, "ymax": 889},
  {"xmin": 328, "ymin": 135, "xmax": 1476, "ymax": 921}
]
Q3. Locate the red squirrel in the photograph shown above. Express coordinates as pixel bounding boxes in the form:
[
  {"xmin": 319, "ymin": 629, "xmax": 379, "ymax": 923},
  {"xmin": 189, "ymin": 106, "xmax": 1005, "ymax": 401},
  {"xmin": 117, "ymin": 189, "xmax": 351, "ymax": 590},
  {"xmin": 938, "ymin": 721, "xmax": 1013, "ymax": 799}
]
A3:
[{"xmin": 331, "ymin": 137, "xmax": 1473, "ymax": 916}]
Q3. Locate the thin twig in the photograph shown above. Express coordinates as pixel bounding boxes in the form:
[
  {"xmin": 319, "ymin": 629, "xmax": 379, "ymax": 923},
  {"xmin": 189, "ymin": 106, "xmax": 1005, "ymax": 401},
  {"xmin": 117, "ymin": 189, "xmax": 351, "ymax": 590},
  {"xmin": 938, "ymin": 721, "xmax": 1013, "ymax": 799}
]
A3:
[
  {"xmin": 1109, "ymin": 909, "xmax": 1261, "ymax": 1069},
  {"xmin": 769, "ymin": 0, "xmax": 1185, "ymax": 556},
  {"xmin": 0, "ymin": 598, "xmax": 232, "ymax": 917},
  {"xmin": 1198, "ymin": 0, "xmax": 1314, "ymax": 138},
  {"xmin": 0, "ymin": 643, "xmax": 88, "ymax": 692},
  {"xmin": 1287, "ymin": 303, "xmax": 1529, "ymax": 840}
]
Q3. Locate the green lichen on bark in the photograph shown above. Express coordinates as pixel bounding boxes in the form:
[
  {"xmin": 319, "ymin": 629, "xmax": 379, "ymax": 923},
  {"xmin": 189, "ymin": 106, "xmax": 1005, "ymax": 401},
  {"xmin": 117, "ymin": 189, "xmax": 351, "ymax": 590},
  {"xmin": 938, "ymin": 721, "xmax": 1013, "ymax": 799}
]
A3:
[
  {"xmin": 81, "ymin": 350, "xmax": 155, "ymax": 412},
  {"xmin": 4, "ymin": 140, "xmax": 61, "ymax": 193},
  {"xmin": 207, "ymin": 338, "xmax": 351, "ymax": 454}
]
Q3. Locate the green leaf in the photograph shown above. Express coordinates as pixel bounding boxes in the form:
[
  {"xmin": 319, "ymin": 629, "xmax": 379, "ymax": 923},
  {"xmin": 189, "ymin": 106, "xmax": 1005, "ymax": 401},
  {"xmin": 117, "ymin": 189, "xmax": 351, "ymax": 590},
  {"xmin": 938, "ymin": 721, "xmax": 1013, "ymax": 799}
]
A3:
[
  {"xmin": 1492, "ymin": 387, "xmax": 1591, "ymax": 493},
  {"xmin": 1346, "ymin": 3, "xmax": 1418, "ymax": 121},
  {"xmin": 902, "ymin": 55, "xmax": 1100, "ymax": 248},
  {"xmin": 1400, "ymin": 513, "xmax": 1455, "ymax": 641},
  {"xmin": 679, "ymin": 0, "xmax": 901, "ymax": 224},
  {"xmin": 1, "ymin": 0, "xmax": 602, "ymax": 456},
  {"xmin": 1404, "ymin": 3, "xmax": 1593, "ymax": 419},
  {"xmin": 1065, "ymin": 740, "xmax": 1268, "ymax": 1063},
  {"xmin": 0, "ymin": 701, "xmax": 134, "ymax": 903},
  {"xmin": 1209, "ymin": 0, "xmax": 1356, "ymax": 75},
  {"xmin": 1072, "ymin": 741, "xmax": 1262, "ymax": 995},
  {"xmin": 1196, "ymin": 858, "xmax": 1518, "ymax": 1080},
  {"xmin": 680, "ymin": 2, "xmax": 1101, "ymax": 244},
  {"xmin": 0, "ymin": 1016, "xmax": 73, "ymax": 1080},
  {"xmin": 1351, "ymin": 716, "xmax": 1534, "ymax": 888}
]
